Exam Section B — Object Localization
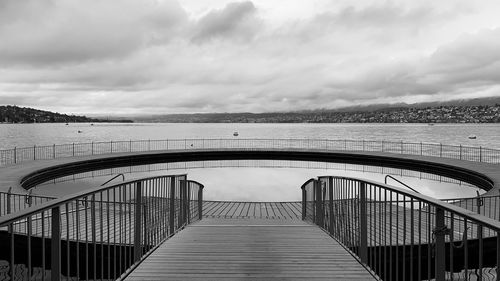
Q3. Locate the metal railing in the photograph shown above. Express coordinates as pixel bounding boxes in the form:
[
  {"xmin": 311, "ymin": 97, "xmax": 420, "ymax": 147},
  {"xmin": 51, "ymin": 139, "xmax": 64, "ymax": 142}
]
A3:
[
  {"xmin": 301, "ymin": 176, "xmax": 500, "ymax": 281},
  {"xmin": 35, "ymin": 159, "xmax": 477, "ymax": 193},
  {"xmin": 0, "ymin": 174, "xmax": 204, "ymax": 281},
  {"xmin": 442, "ymin": 193, "xmax": 500, "ymax": 222},
  {"xmin": 0, "ymin": 188, "xmax": 55, "ymax": 217},
  {"xmin": 1, "ymin": 138, "xmax": 499, "ymax": 167},
  {"xmin": 385, "ymin": 175, "xmax": 420, "ymax": 194}
]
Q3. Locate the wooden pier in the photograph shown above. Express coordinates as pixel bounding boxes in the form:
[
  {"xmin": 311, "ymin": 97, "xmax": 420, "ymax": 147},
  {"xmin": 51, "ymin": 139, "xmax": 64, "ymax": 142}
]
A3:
[{"xmin": 124, "ymin": 218, "xmax": 377, "ymax": 280}]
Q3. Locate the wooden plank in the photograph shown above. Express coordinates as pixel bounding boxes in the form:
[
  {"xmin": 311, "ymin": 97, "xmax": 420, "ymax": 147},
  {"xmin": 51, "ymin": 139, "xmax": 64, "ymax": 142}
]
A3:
[{"xmin": 124, "ymin": 218, "xmax": 377, "ymax": 281}]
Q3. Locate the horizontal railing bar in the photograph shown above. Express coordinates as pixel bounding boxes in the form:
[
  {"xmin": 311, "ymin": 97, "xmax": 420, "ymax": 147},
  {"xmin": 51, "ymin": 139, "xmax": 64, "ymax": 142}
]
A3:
[
  {"xmin": 317, "ymin": 175, "xmax": 500, "ymax": 231},
  {"xmin": 2, "ymin": 138, "xmax": 499, "ymax": 165},
  {"xmin": 0, "ymin": 191, "xmax": 56, "ymax": 200},
  {"xmin": 0, "ymin": 173, "xmax": 187, "ymax": 226}
]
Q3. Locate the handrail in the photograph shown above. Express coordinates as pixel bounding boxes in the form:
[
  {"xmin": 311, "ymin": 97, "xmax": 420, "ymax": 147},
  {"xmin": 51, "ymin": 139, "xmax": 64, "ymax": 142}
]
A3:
[
  {"xmin": 100, "ymin": 173, "xmax": 125, "ymax": 186},
  {"xmin": 0, "ymin": 190, "xmax": 55, "ymax": 216},
  {"xmin": 0, "ymin": 173, "xmax": 204, "ymax": 281},
  {"xmin": 302, "ymin": 175, "xmax": 500, "ymax": 281},
  {"xmin": 0, "ymin": 173, "xmax": 186, "ymax": 225},
  {"xmin": 327, "ymin": 175, "xmax": 500, "ymax": 228},
  {"xmin": 384, "ymin": 175, "xmax": 420, "ymax": 193},
  {"xmin": 1, "ymin": 138, "xmax": 498, "ymax": 168},
  {"xmin": 300, "ymin": 178, "xmax": 316, "ymax": 190}
]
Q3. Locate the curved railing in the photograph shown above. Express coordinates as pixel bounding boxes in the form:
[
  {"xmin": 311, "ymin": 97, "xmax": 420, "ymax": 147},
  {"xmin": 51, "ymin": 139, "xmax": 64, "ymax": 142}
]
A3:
[
  {"xmin": 37, "ymin": 159, "xmax": 477, "ymax": 192},
  {"xmin": 301, "ymin": 176, "xmax": 500, "ymax": 281},
  {"xmin": 0, "ymin": 188, "xmax": 54, "ymax": 217},
  {"xmin": 0, "ymin": 174, "xmax": 204, "ymax": 281},
  {"xmin": 1, "ymin": 138, "xmax": 499, "ymax": 167}
]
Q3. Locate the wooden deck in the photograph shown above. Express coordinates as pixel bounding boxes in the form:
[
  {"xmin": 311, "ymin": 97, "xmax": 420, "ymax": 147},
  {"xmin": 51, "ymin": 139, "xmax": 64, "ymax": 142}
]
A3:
[
  {"xmin": 124, "ymin": 218, "xmax": 377, "ymax": 280},
  {"xmin": 202, "ymin": 201, "xmax": 302, "ymax": 220}
]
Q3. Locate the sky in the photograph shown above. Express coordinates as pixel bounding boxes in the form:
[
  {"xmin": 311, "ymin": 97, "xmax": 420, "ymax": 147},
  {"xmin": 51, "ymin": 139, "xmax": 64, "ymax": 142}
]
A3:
[{"xmin": 1, "ymin": 0, "xmax": 500, "ymax": 115}]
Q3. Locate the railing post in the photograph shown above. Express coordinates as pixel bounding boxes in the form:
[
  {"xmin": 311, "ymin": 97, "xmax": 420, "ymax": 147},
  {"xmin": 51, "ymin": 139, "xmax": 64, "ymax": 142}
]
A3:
[
  {"xmin": 362, "ymin": 139, "xmax": 365, "ymax": 151},
  {"xmin": 180, "ymin": 179, "xmax": 187, "ymax": 225},
  {"xmin": 440, "ymin": 143, "xmax": 443, "ymax": 157},
  {"xmin": 381, "ymin": 140, "xmax": 384, "ymax": 152},
  {"xmin": 400, "ymin": 140, "xmax": 403, "ymax": 154},
  {"xmin": 26, "ymin": 189, "xmax": 33, "ymax": 207},
  {"xmin": 328, "ymin": 177, "xmax": 334, "ymax": 235},
  {"xmin": 301, "ymin": 186, "xmax": 307, "ymax": 220},
  {"xmin": 91, "ymin": 142, "xmax": 93, "ymax": 155},
  {"xmin": 459, "ymin": 144, "xmax": 462, "ymax": 160},
  {"xmin": 6, "ymin": 187, "xmax": 12, "ymax": 214},
  {"xmin": 198, "ymin": 185, "xmax": 204, "ymax": 220},
  {"xmin": 420, "ymin": 142, "xmax": 423, "ymax": 155},
  {"xmin": 359, "ymin": 182, "xmax": 368, "ymax": 264},
  {"xmin": 110, "ymin": 141, "xmax": 113, "ymax": 153},
  {"xmin": 479, "ymin": 146, "xmax": 482, "ymax": 162},
  {"xmin": 186, "ymin": 182, "xmax": 191, "ymax": 224},
  {"xmin": 476, "ymin": 191, "xmax": 483, "ymax": 215},
  {"xmin": 72, "ymin": 143, "xmax": 75, "ymax": 156},
  {"xmin": 13, "ymin": 147, "xmax": 16, "ymax": 164},
  {"xmin": 53, "ymin": 144, "xmax": 56, "ymax": 159},
  {"xmin": 497, "ymin": 232, "xmax": 500, "ymax": 281},
  {"xmin": 314, "ymin": 179, "xmax": 323, "ymax": 227},
  {"xmin": 169, "ymin": 177, "xmax": 176, "ymax": 234},
  {"xmin": 134, "ymin": 182, "xmax": 143, "ymax": 262},
  {"xmin": 51, "ymin": 206, "xmax": 61, "ymax": 281},
  {"xmin": 33, "ymin": 145, "xmax": 36, "ymax": 160},
  {"xmin": 434, "ymin": 207, "xmax": 446, "ymax": 281}
]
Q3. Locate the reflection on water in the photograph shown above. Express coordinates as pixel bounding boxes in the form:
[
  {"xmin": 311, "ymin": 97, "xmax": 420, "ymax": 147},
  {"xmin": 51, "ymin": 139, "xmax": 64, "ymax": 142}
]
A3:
[{"xmin": 32, "ymin": 160, "xmax": 483, "ymax": 202}]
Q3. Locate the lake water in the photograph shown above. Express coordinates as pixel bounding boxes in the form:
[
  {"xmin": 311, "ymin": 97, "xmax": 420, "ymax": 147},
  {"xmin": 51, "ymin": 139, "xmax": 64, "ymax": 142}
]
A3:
[
  {"xmin": 1, "ymin": 123, "xmax": 500, "ymax": 149},
  {"xmin": 1, "ymin": 123, "xmax": 498, "ymax": 200}
]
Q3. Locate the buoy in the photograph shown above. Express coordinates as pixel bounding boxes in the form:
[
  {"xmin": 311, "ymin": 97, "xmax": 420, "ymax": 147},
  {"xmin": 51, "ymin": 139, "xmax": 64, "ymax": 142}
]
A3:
[
  {"xmin": 468, "ymin": 135, "xmax": 477, "ymax": 139},
  {"xmin": 233, "ymin": 131, "xmax": 239, "ymax": 137},
  {"xmin": 78, "ymin": 130, "xmax": 82, "ymax": 133}
]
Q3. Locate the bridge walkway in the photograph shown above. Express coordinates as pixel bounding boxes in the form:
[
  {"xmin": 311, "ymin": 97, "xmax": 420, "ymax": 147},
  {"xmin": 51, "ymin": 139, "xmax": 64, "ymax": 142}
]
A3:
[{"xmin": 124, "ymin": 218, "xmax": 377, "ymax": 280}]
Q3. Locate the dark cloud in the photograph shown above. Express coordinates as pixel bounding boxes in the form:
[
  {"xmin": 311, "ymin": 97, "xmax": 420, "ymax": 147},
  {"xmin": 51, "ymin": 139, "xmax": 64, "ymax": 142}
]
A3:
[
  {"xmin": 0, "ymin": 0, "xmax": 188, "ymax": 66},
  {"xmin": 191, "ymin": 1, "xmax": 259, "ymax": 43}
]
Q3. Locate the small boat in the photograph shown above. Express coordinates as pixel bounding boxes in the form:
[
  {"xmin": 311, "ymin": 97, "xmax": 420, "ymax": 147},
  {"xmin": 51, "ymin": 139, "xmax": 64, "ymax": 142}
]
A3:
[
  {"xmin": 468, "ymin": 135, "xmax": 477, "ymax": 139},
  {"xmin": 78, "ymin": 130, "xmax": 83, "ymax": 133},
  {"xmin": 428, "ymin": 123, "xmax": 434, "ymax": 126},
  {"xmin": 65, "ymin": 123, "xmax": 69, "ymax": 125},
  {"xmin": 233, "ymin": 131, "xmax": 239, "ymax": 137}
]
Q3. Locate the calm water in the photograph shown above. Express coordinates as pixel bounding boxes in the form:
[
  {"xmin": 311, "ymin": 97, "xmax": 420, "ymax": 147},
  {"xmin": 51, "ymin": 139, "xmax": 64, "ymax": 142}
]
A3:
[
  {"xmin": 1, "ymin": 123, "xmax": 500, "ymax": 149},
  {"xmin": 1, "ymin": 123, "xmax": 496, "ymax": 200}
]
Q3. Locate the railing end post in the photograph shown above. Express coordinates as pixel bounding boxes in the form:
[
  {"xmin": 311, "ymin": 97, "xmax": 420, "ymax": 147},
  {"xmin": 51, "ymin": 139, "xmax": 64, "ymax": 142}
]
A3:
[
  {"xmin": 359, "ymin": 181, "xmax": 368, "ymax": 264},
  {"xmin": 134, "ymin": 181, "xmax": 143, "ymax": 262},
  {"xmin": 51, "ymin": 206, "xmax": 61, "ymax": 281},
  {"xmin": 434, "ymin": 207, "xmax": 448, "ymax": 281}
]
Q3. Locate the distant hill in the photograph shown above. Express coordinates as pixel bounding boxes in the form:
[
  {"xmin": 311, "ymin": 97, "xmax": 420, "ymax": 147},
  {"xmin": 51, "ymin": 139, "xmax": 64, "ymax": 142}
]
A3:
[
  {"xmin": 132, "ymin": 97, "xmax": 500, "ymax": 123},
  {"xmin": 298, "ymin": 96, "xmax": 500, "ymax": 113},
  {"xmin": 0, "ymin": 105, "xmax": 133, "ymax": 123}
]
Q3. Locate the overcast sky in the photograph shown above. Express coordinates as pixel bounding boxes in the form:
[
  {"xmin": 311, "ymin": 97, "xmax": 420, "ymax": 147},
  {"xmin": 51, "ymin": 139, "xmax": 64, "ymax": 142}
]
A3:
[{"xmin": 1, "ymin": 0, "xmax": 500, "ymax": 115}]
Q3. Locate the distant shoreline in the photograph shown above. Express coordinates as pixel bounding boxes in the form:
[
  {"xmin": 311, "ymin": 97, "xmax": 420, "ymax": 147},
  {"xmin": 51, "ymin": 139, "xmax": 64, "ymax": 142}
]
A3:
[{"xmin": 1, "ymin": 121, "xmax": 499, "ymax": 124}]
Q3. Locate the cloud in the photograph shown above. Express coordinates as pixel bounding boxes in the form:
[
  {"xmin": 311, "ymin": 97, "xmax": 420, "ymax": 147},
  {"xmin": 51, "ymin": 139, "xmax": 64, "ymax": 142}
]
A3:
[
  {"xmin": 1, "ymin": 0, "xmax": 500, "ymax": 114},
  {"xmin": 422, "ymin": 28, "xmax": 500, "ymax": 85},
  {"xmin": 0, "ymin": 0, "xmax": 188, "ymax": 66},
  {"xmin": 191, "ymin": 1, "xmax": 259, "ymax": 43}
]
